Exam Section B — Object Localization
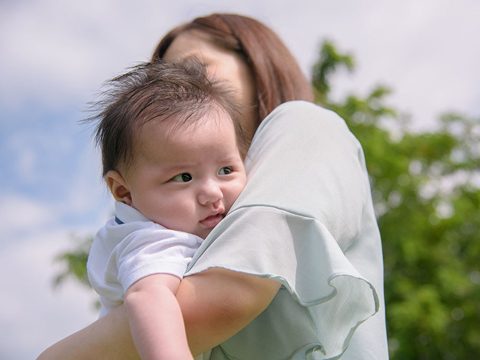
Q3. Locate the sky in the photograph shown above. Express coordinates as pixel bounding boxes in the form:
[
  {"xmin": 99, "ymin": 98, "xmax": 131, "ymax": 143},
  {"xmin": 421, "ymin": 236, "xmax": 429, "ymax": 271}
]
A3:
[{"xmin": 1, "ymin": 0, "xmax": 479, "ymax": 358}]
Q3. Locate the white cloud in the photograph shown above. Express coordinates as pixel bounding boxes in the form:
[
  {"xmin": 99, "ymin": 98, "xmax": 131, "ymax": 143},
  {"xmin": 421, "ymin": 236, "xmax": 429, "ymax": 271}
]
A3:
[
  {"xmin": 0, "ymin": 194, "xmax": 56, "ymax": 239},
  {"xmin": 17, "ymin": 147, "xmax": 37, "ymax": 183},
  {"xmin": 64, "ymin": 140, "xmax": 113, "ymax": 217},
  {"xmin": 1, "ymin": 0, "xmax": 479, "ymax": 128},
  {"xmin": 0, "ymin": 228, "xmax": 99, "ymax": 359},
  {"xmin": 5, "ymin": 127, "xmax": 67, "ymax": 185},
  {"xmin": 0, "ymin": 0, "xmax": 190, "ymax": 110}
]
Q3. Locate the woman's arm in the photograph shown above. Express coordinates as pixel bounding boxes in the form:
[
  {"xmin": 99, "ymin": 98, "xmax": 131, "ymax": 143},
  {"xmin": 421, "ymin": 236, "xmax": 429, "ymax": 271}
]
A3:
[
  {"xmin": 37, "ymin": 268, "xmax": 280, "ymax": 359},
  {"xmin": 181, "ymin": 268, "xmax": 280, "ymax": 355},
  {"xmin": 37, "ymin": 304, "xmax": 138, "ymax": 360}
]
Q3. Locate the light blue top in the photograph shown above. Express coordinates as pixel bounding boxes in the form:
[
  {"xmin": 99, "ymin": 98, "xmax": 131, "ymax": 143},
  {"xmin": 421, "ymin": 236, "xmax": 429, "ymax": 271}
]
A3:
[{"xmin": 186, "ymin": 101, "xmax": 388, "ymax": 360}]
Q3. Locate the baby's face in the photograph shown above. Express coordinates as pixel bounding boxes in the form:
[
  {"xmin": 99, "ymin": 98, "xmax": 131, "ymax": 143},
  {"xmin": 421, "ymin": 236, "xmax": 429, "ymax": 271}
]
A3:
[{"xmin": 125, "ymin": 109, "xmax": 247, "ymax": 239}]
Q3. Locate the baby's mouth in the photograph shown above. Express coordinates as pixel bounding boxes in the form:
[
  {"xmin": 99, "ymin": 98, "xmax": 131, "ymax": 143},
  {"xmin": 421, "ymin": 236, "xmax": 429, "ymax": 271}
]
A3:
[{"xmin": 200, "ymin": 213, "xmax": 224, "ymax": 228}]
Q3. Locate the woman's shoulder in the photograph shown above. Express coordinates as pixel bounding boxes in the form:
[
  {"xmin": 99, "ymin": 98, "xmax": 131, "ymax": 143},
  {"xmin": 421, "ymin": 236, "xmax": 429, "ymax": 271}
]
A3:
[
  {"xmin": 259, "ymin": 101, "xmax": 348, "ymax": 134},
  {"xmin": 252, "ymin": 100, "xmax": 358, "ymax": 152},
  {"xmin": 274, "ymin": 100, "xmax": 325, "ymax": 113},
  {"xmin": 271, "ymin": 100, "xmax": 339, "ymax": 119}
]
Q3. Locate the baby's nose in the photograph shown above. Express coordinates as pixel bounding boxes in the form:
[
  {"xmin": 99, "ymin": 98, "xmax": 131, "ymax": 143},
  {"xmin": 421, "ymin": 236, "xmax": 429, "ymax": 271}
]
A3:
[{"xmin": 197, "ymin": 180, "xmax": 223, "ymax": 205}]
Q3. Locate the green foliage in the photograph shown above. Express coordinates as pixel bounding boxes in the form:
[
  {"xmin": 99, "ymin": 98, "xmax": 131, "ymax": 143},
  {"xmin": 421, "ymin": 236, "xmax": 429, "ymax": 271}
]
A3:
[
  {"xmin": 55, "ymin": 40, "xmax": 480, "ymax": 359},
  {"xmin": 312, "ymin": 39, "xmax": 354, "ymax": 105},
  {"xmin": 54, "ymin": 235, "xmax": 92, "ymax": 289},
  {"xmin": 312, "ymin": 40, "xmax": 480, "ymax": 359}
]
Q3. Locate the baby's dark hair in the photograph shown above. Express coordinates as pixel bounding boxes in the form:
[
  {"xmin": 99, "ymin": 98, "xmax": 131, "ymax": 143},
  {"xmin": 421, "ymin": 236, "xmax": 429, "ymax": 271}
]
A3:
[{"xmin": 86, "ymin": 59, "xmax": 247, "ymax": 177}]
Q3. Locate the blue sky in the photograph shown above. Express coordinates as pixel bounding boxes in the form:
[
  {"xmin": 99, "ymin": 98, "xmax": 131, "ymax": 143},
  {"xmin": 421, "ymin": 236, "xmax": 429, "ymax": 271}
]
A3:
[{"xmin": 1, "ymin": 0, "xmax": 479, "ymax": 358}]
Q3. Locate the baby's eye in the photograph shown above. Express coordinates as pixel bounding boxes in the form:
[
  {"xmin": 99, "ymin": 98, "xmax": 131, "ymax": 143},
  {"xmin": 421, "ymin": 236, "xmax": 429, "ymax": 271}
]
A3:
[
  {"xmin": 218, "ymin": 167, "xmax": 233, "ymax": 175},
  {"xmin": 172, "ymin": 173, "xmax": 193, "ymax": 182}
]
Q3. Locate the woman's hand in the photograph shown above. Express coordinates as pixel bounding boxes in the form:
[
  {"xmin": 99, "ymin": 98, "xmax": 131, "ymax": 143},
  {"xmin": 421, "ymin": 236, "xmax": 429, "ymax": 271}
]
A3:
[{"xmin": 37, "ymin": 268, "xmax": 280, "ymax": 359}]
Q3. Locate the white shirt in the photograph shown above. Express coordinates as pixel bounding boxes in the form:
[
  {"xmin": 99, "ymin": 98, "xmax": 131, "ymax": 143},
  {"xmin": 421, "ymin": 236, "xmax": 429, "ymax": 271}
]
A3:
[{"xmin": 87, "ymin": 201, "xmax": 202, "ymax": 317}]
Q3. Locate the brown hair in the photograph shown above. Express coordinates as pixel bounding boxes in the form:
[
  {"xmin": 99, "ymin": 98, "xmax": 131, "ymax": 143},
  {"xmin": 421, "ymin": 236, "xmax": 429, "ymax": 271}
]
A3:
[
  {"xmin": 87, "ymin": 59, "xmax": 246, "ymax": 177},
  {"xmin": 152, "ymin": 13, "xmax": 313, "ymax": 127}
]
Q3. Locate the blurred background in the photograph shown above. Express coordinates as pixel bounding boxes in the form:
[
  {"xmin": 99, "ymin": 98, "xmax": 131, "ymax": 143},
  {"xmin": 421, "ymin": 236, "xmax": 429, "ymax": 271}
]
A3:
[{"xmin": 1, "ymin": 1, "xmax": 479, "ymax": 359}]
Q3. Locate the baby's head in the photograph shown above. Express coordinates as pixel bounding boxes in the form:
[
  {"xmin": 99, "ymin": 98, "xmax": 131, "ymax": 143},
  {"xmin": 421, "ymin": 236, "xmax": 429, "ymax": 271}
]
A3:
[{"xmin": 90, "ymin": 60, "xmax": 247, "ymax": 238}]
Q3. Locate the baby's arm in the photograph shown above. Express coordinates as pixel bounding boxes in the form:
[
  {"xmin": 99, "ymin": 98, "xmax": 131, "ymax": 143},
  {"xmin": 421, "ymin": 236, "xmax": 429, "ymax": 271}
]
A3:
[{"xmin": 124, "ymin": 274, "xmax": 193, "ymax": 360}]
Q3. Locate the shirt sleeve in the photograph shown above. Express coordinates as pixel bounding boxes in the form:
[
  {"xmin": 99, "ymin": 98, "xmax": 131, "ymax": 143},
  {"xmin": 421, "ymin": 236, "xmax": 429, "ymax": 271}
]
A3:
[
  {"xmin": 185, "ymin": 101, "xmax": 384, "ymax": 359},
  {"xmin": 114, "ymin": 227, "xmax": 201, "ymax": 293}
]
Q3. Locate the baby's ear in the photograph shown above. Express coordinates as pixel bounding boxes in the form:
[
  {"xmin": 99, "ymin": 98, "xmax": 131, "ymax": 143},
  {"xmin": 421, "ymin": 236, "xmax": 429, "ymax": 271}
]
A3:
[{"xmin": 105, "ymin": 170, "xmax": 132, "ymax": 206}]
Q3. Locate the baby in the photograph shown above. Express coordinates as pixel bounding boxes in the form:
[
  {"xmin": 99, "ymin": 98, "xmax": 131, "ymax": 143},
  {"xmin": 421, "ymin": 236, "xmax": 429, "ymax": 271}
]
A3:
[{"xmin": 86, "ymin": 59, "xmax": 248, "ymax": 359}]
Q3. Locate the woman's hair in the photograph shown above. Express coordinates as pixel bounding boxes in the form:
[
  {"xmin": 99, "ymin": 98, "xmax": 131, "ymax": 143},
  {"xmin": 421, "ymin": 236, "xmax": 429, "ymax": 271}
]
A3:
[
  {"xmin": 87, "ymin": 59, "xmax": 246, "ymax": 177},
  {"xmin": 152, "ymin": 13, "xmax": 314, "ymax": 126}
]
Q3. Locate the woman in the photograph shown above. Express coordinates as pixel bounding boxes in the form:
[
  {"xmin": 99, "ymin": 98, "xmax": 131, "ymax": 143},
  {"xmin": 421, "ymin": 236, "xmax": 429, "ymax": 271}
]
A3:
[{"xmin": 39, "ymin": 14, "xmax": 388, "ymax": 360}]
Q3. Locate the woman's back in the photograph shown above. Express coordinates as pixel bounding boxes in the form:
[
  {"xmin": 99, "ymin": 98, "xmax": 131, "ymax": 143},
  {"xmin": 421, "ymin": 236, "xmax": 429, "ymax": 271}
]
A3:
[{"xmin": 187, "ymin": 101, "xmax": 388, "ymax": 359}]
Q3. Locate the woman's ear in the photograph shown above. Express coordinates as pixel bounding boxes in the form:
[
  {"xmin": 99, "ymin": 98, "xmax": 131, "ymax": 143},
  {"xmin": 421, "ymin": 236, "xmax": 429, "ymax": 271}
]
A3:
[{"xmin": 105, "ymin": 170, "xmax": 132, "ymax": 206}]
